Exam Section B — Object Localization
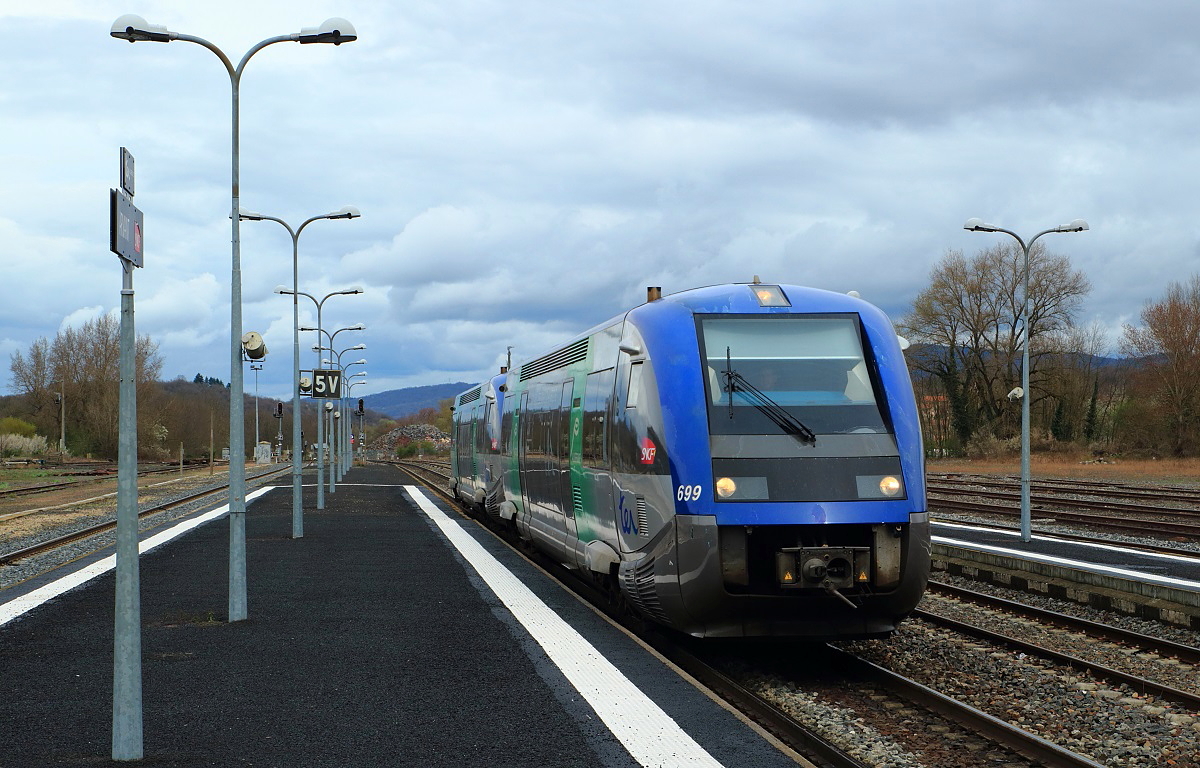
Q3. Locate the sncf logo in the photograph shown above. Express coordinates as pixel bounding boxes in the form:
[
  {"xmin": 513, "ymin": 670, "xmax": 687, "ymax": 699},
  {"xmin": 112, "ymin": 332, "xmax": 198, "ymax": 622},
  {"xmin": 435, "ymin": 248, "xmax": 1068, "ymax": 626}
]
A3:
[{"xmin": 639, "ymin": 437, "xmax": 657, "ymax": 465}]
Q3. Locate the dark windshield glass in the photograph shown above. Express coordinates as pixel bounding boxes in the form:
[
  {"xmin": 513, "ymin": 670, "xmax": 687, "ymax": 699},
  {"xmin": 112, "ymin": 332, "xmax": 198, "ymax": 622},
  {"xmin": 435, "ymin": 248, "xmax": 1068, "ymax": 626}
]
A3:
[{"xmin": 698, "ymin": 315, "xmax": 889, "ymax": 435}]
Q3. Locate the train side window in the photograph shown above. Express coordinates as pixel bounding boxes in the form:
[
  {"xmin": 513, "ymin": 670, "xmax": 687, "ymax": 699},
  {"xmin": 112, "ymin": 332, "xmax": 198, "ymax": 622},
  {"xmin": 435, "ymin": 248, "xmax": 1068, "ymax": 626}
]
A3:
[
  {"xmin": 582, "ymin": 368, "xmax": 614, "ymax": 466},
  {"xmin": 626, "ymin": 362, "xmax": 643, "ymax": 409}
]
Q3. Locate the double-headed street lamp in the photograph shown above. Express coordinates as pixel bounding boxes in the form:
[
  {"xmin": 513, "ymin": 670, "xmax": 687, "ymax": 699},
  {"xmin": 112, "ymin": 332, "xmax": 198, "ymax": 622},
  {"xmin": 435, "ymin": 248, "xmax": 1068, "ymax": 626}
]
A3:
[
  {"xmin": 964, "ymin": 217, "xmax": 1089, "ymax": 543},
  {"xmin": 110, "ymin": 14, "xmax": 357, "ymax": 637},
  {"xmin": 110, "ymin": 15, "xmax": 356, "ymax": 759},
  {"xmin": 243, "ymin": 207, "xmax": 360, "ymax": 538}
]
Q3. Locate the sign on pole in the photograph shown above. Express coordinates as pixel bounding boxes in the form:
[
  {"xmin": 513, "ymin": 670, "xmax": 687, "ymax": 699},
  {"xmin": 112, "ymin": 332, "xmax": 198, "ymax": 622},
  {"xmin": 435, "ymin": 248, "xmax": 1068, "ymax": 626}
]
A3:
[
  {"xmin": 312, "ymin": 369, "xmax": 342, "ymax": 398},
  {"xmin": 109, "ymin": 189, "xmax": 144, "ymax": 267}
]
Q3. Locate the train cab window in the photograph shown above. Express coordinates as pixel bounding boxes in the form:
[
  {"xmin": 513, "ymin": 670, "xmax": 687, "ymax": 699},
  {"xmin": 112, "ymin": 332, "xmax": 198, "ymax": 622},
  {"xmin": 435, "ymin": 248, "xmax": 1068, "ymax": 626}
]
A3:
[
  {"xmin": 698, "ymin": 315, "xmax": 888, "ymax": 436},
  {"xmin": 626, "ymin": 362, "xmax": 643, "ymax": 409}
]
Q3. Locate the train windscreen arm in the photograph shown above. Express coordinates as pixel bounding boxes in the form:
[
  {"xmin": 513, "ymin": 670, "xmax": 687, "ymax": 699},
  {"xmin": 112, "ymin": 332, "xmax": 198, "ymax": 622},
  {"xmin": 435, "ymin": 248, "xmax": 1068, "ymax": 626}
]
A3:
[{"xmin": 722, "ymin": 347, "xmax": 817, "ymax": 445}]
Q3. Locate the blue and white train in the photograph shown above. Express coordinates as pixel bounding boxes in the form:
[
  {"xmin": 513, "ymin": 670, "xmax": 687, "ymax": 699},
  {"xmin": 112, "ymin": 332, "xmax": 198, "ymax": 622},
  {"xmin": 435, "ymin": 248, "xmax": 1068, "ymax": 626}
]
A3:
[{"xmin": 451, "ymin": 281, "xmax": 929, "ymax": 639}]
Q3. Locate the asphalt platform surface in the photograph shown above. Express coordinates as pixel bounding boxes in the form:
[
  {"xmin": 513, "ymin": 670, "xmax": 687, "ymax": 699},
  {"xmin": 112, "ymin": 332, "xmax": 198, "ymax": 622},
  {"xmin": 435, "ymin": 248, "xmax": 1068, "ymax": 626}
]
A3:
[{"xmin": 1, "ymin": 464, "xmax": 800, "ymax": 767}]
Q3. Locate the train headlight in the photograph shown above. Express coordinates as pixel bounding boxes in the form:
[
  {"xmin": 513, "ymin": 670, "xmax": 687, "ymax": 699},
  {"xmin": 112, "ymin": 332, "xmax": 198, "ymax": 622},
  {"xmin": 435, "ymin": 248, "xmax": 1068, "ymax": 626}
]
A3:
[
  {"xmin": 716, "ymin": 477, "xmax": 738, "ymax": 498},
  {"xmin": 855, "ymin": 474, "xmax": 905, "ymax": 499},
  {"xmin": 879, "ymin": 476, "xmax": 902, "ymax": 497},
  {"xmin": 751, "ymin": 284, "xmax": 791, "ymax": 307}
]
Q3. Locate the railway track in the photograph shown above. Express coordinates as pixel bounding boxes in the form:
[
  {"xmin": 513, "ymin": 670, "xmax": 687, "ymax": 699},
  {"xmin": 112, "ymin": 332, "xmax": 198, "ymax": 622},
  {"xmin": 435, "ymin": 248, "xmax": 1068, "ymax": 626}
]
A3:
[
  {"xmin": 934, "ymin": 473, "xmax": 1200, "ymax": 506},
  {"xmin": 0, "ymin": 465, "xmax": 291, "ymax": 568},
  {"xmin": 0, "ymin": 462, "xmax": 207, "ymax": 501},
  {"xmin": 390, "ymin": 460, "xmax": 1195, "ymax": 767},
  {"xmin": 928, "ymin": 489, "xmax": 1200, "ymax": 541}
]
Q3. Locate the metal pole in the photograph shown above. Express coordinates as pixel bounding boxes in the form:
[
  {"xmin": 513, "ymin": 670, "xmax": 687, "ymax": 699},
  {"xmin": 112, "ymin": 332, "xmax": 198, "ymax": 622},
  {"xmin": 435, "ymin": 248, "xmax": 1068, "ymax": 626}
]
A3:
[
  {"xmin": 252, "ymin": 364, "xmax": 262, "ymax": 452},
  {"xmin": 228, "ymin": 66, "xmax": 248, "ymax": 624},
  {"xmin": 1019, "ymin": 242, "xmax": 1032, "ymax": 543},
  {"xmin": 315, "ymin": 304, "xmax": 325, "ymax": 509},
  {"xmin": 329, "ymin": 401, "xmax": 337, "ymax": 494},
  {"xmin": 291, "ymin": 236, "xmax": 304, "ymax": 534},
  {"xmin": 59, "ymin": 389, "xmax": 66, "ymax": 453},
  {"xmin": 112, "ymin": 261, "xmax": 142, "ymax": 760}
]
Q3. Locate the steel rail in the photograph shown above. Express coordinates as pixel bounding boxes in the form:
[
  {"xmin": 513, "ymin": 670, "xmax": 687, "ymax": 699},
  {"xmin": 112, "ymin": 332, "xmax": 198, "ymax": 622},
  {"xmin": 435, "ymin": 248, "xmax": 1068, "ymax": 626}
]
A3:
[
  {"xmin": 927, "ymin": 481, "xmax": 1200, "ymax": 520},
  {"xmin": 822, "ymin": 644, "xmax": 1107, "ymax": 768},
  {"xmin": 929, "ymin": 495, "xmax": 1200, "ymax": 538},
  {"xmin": 912, "ymin": 608, "xmax": 1200, "ymax": 709},
  {"xmin": 928, "ymin": 580, "xmax": 1200, "ymax": 664}
]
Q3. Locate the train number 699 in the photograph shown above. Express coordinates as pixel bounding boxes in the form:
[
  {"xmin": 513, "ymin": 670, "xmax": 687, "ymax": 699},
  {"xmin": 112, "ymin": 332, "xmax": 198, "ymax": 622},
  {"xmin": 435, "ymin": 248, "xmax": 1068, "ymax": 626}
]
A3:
[{"xmin": 676, "ymin": 484, "xmax": 703, "ymax": 502}]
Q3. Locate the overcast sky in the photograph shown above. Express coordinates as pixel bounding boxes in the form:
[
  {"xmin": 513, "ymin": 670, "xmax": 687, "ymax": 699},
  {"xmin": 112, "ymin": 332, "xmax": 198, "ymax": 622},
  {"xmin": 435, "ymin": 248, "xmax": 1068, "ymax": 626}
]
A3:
[{"xmin": 2, "ymin": 1, "xmax": 1196, "ymax": 401}]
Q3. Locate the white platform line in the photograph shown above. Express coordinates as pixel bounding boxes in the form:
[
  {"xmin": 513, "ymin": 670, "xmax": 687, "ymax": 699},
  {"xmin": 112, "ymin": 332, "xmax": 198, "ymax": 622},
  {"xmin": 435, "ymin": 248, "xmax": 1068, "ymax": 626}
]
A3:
[
  {"xmin": 404, "ymin": 486, "xmax": 723, "ymax": 768},
  {"xmin": 933, "ymin": 534, "xmax": 1200, "ymax": 591},
  {"xmin": 933, "ymin": 520, "xmax": 1200, "ymax": 564},
  {"xmin": 0, "ymin": 487, "xmax": 274, "ymax": 627}
]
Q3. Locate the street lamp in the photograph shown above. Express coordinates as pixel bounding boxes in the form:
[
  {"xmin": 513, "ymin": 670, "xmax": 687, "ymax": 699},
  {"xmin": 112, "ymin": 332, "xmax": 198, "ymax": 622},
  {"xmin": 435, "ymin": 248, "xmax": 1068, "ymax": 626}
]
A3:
[
  {"xmin": 280, "ymin": 291, "xmax": 363, "ymax": 511},
  {"xmin": 243, "ymin": 206, "xmax": 359, "ymax": 537},
  {"xmin": 110, "ymin": 14, "xmax": 357, "ymax": 642},
  {"xmin": 964, "ymin": 217, "xmax": 1088, "ymax": 542}
]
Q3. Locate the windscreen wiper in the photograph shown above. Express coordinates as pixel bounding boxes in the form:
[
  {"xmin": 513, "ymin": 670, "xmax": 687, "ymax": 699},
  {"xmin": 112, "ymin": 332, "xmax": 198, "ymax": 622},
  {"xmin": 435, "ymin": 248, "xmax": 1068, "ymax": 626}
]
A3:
[{"xmin": 722, "ymin": 347, "xmax": 817, "ymax": 445}]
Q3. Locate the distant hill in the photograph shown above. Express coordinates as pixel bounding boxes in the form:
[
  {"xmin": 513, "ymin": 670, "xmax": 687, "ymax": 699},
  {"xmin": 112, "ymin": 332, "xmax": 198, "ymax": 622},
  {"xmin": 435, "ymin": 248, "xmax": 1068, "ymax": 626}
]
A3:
[{"xmin": 362, "ymin": 382, "xmax": 471, "ymax": 419}]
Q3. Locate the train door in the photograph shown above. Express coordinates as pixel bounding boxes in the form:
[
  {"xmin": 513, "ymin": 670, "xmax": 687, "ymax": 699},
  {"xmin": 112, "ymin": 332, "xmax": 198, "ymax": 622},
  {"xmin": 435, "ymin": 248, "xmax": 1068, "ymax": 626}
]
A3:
[
  {"xmin": 556, "ymin": 380, "xmax": 578, "ymax": 550},
  {"xmin": 578, "ymin": 367, "xmax": 617, "ymax": 568},
  {"xmin": 518, "ymin": 383, "xmax": 575, "ymax": 561}
]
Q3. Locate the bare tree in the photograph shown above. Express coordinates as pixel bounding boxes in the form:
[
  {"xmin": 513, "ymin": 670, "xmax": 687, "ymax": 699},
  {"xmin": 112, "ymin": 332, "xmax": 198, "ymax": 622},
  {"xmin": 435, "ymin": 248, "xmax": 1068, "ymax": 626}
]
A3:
[
  {"xmin": 1039, "ymin": 321, "xmax": 1112, "ymax": 445},
  {"xmin": 8, "ymin": 314, "xmax": 162, "ymax": 458},
  {"xmin": 900, "ymin": 242, "xmax": 1090, "ymax": 450},
  {"xmin": 1120, "ymin": 275, "xmax": 1200, "ymax": 455}
]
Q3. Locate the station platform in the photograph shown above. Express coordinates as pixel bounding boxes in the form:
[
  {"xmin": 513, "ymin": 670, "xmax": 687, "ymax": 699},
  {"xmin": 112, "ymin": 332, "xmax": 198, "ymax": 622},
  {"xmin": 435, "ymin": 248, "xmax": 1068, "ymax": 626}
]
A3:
[
  {"xmin": 931, "ymin": 519, "xmax": 1200, "ymax": 628},
  {"xmin": 0, "ymin": 463, "xmax": 804, "ymax": 767}
]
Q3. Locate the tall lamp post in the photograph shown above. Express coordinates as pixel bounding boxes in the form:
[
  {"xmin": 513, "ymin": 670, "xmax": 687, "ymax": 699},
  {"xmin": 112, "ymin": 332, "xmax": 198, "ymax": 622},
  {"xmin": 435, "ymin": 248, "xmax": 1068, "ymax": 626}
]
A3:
[
  {"xmin": 279, "ymin": 292, "xmax": 363, "ymax": 510},
  {"xmin": 243, "ymin": 207, "xmax": 360, "ymax": 537},
  {"xmin": 110, "ymin": 14, "xmax": 357, "ymax": 637},
  {"xmin": 964, "ymin": 217, "xmax": 1088, "ymax": 542}
]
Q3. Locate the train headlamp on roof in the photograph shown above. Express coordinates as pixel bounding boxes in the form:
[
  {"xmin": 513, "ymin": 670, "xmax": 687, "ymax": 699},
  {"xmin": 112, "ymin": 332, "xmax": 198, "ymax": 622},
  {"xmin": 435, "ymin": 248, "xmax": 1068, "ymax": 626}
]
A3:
[{"xmin": 750, "ymin": 283, "xmax": 790, "ymax": 307}]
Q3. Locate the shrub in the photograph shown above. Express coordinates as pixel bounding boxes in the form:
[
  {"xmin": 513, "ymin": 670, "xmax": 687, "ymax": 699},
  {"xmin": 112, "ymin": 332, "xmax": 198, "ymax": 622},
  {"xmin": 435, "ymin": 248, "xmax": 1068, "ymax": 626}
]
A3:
[
  {"xmin": 0, "ymin": 417, "xmax": 37, "ymax": 438},
  {"xmin": 0, "ymin": 433, "xmax": 50, "ymax": 458}
]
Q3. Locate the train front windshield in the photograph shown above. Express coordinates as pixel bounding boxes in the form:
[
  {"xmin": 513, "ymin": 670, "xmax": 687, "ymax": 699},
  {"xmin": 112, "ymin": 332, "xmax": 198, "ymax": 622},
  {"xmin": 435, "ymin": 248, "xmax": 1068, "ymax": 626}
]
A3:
[
  {"xmin": 698, "ymin": 314, "xmax": 904, "ymax": 502},
  {"xmin": 700, "ymin": 315, "xmax": 887, "ymax": 433}
]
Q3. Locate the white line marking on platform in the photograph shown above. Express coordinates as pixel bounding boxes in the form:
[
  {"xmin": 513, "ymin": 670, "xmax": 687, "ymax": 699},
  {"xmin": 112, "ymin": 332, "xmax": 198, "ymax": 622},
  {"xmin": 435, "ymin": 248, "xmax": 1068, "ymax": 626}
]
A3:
[
  {"xmin": 933, "ymin": 534, "xmax": 1200, "ymax": 591},
  {"xmin": 933, "ymin": 520, "xmax": 1200, "ymax": 564},
  {"xmin": 405, "ymin": 486, "xmax": 723, "ymax": 768},
  {"xmin": 0, "ymin": 487, "xmax": 274, "ymax": 628}
]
